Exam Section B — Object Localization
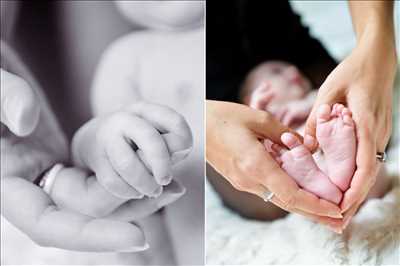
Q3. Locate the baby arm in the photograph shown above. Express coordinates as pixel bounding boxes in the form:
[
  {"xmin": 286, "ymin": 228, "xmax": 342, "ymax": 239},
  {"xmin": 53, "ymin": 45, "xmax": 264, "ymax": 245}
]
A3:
[{"xmin": 91, "ymin": 36, "xmax": 143, "ymax": 116}]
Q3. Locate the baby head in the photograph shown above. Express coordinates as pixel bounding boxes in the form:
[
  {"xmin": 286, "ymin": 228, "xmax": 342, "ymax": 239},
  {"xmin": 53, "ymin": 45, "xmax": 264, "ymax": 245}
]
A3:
[
  {"xmin": 242, "ymin": 61, "xmax": 312, "ymax": 104},
  {"xmin": 257, "ymin": 61, "xmax": 311, "ymax": 99},
  {"xmin": 115, "ymin": 1, "xmax": 204, "ymax": 31}
]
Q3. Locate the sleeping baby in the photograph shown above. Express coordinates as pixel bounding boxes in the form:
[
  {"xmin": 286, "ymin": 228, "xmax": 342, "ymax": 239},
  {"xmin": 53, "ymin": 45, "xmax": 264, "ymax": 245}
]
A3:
[{"xmin": 242, "ymin": 61, "xmax": 389, "ymax": 204}]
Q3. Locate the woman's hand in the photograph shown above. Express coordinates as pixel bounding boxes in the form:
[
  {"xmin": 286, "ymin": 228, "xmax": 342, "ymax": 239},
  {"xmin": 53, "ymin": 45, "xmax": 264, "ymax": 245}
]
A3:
[
  {"xmin": 0, "ymin": 45, "xmax": 148, "ymax": 252},
  {"xmin": 206, "ymin": 100, "xmax": 343, "ymax": 223},
  {"xmin": 304, "ymin": 26, "xmax": 397, "ymax": 230}
]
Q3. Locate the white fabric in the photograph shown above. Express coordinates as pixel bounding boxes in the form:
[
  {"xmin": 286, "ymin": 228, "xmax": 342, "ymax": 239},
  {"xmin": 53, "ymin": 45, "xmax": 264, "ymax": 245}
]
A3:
[{"xmin": 206, "ymin": 179, "xmax": 400, "ymax": 265}]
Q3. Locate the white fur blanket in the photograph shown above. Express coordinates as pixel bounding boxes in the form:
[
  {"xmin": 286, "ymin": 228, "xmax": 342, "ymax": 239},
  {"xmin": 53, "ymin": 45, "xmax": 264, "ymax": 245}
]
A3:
[{"xmin": 206, "ymin": 178, "xmax": 400, "ymax": 265}]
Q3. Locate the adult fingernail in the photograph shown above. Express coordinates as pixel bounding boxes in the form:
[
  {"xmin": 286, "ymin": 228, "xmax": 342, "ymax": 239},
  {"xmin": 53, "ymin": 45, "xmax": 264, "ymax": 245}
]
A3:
[
  {"xmin": 118, "ymin": 243, "xmax": 150, "ymax": 253},
  {"xmin": 171, "ymin": 148, "xmax": 192, "ymax": 164},
  {"xmin": 328, "ymin": 211, "xmax": 343, "ymax": 219},
  {"xmin": 159, "ymin": 175, "xmax": 173, "ymax": 186},
  {"xmin": 342, "ymin": 216, "xmax": 352, "ymax": 229}
]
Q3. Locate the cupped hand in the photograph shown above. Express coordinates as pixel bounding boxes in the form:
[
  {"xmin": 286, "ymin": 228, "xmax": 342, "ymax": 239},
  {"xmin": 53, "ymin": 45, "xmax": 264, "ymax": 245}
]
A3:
[
  {"xmin": 1, "ymin": 43, "xmax": 148, "ymax": 252},
  {"xmin": 206, "ymin": 100, "xmax": 343, "ymax": 222},
  {"xmin": 304, "ymin": 36, "xmax": 397, "ymax": 230}
]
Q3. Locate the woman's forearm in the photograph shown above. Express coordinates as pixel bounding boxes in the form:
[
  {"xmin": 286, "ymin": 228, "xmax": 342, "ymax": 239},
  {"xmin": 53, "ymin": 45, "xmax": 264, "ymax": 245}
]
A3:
[
  {"xmin": 348, "ymin": 1, "xmax": 395, "ymax": 41},
  {"xmin": 346, "ymin": 1, "xmax": 397, "ymax": 92},
  {"xmin": 348, "ymin": 1, "xmax": 396, "ymax": 63}
]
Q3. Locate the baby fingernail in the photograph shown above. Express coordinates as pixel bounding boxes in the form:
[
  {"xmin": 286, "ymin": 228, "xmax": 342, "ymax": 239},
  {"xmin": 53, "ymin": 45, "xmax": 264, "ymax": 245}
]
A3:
[
  {"xmin": 118, "ymin": 243, "xmax": 150, "ymax": 253},
  {"xmin": 159, "ymin": 175, "xmax": 173, "ymax": 186},
  {"xmin": 171, "ymin": 148, "xmax": 192, "ymax": 164}
]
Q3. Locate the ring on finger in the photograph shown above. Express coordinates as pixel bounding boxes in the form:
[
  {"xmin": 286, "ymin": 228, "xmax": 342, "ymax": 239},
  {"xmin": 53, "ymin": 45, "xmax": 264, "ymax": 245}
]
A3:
[
  {"xmin": 38, "ymin": 163, "xmax": 65, "ymax": 195},
  {"xmin": 376, "ymin": 152, "xmax": 387, "ymax": 163},
  {"xmin": 261, "ymin": 188, "xmax": 275, "ymax": 202}
]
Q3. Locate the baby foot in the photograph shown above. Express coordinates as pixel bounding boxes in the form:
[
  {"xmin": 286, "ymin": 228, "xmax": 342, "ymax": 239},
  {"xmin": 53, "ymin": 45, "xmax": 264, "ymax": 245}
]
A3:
[
  {"xmin": 270, "ymin": 133, "xmax": 342, "ymax": 204},
  {"xmin": 316, "ymin": 104, "xmax": 356, "ymax": 191}
]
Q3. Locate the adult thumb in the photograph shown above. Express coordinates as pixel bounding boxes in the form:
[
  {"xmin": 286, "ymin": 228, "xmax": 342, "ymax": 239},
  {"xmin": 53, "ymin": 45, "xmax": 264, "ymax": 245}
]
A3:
[
  {"xmin": 0, "ymin": 69, "xmax": 40, "ymax": 136},
  {"xmin": 250, "ymin": 108, "xmax": 303, "ymax": 146},
  {"xmin": 304, "ymin": 106, "xmax": 318, "ymax": 151}
]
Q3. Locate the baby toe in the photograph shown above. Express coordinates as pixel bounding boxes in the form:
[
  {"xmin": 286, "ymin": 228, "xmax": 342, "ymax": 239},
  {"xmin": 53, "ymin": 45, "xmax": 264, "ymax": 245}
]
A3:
[
  {"xmin": 333, "ymin": 103, "xmax": 345, "ymax": 116},
  {"xmin": 290, "ymin": 144, "xmax": 311, "ymax": 158},
  {"xmin": 332, "ymin": 103, "xmax": 339, "ymax": 115},
  {"xmin": 281, "ymin": 132, "xmax": 302, "ymax": 149},
  {"xmin": 317, "ymin": 104, "xmax": 331, "ymax": 122},
  {"xmin": 263, "ymin": 139, "xmax": 274, "ymax": 153},
  {"xmin": 341, "ymin": 107, "xmax": 352, "ymax": 117},
  {"xmin": 272, "ymin": 143, "xmax": 286, "ymax": 156},
  {"xmin": 342, "ymin": 114, "xmax": 354, "ymax": 127}
]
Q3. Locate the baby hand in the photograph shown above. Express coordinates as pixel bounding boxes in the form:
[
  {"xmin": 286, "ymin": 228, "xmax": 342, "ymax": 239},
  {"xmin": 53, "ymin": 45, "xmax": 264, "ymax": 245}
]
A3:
[
  {"xmin": 246, "ymin": 64, "xmax": 309, "ymax": 106},
  {"xmin": 249, "ymin": 83, "xmax": 316, "ymax": 127},
  {"xmin": 274, "ymin": 91, "xmax": 317, "ymax": 127},
  {"xmin": 72, "ymin": 101, "xmax": 193, "ymax": 200}
]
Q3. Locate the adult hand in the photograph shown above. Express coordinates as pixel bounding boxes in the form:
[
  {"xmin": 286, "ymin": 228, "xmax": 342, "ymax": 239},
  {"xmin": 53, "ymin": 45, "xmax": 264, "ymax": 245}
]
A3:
[
  {"xmin": 304, "ymin": 23, "xmax": 397, "ymax": 230},
  {"xmin": 206, "ymin": 100, "xmax": 343, "ymax": 225},
  {"xmin": 1, "ymin": 44, "xmax": 148, "ymax": 252}
]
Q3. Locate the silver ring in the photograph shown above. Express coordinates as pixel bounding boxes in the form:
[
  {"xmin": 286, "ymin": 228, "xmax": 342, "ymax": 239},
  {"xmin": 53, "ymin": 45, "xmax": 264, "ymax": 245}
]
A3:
[
  {"xmin": 38, "ymin": 163, "xmax": 65, "ymax": 195},
  {"xmin": 262, "ymin": 189, "xmax": 274, "ymax": 202},
  {"xmin": 376, "ymin": 152, "xmax": 387, "ymax": 163}
]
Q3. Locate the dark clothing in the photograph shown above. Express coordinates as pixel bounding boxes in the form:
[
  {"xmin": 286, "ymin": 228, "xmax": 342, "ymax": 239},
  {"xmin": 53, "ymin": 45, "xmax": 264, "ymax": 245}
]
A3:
[{"xmin": 206, "ymin": 0, "xmax": 337, "ymax": 102}]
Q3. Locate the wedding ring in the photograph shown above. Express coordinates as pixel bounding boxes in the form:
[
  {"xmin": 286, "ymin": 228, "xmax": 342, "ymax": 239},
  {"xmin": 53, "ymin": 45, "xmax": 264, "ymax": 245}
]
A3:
[
  {"xmin": 376, "ymin": 152, "xmax": 387, "ymax": 163},
  {"xmin": 262, "ymin": 189, "xmax": 274, "ymax": 202},
  {"xmin": 38, "ymin": 163, "xmax": 65, "ymax": 195}
]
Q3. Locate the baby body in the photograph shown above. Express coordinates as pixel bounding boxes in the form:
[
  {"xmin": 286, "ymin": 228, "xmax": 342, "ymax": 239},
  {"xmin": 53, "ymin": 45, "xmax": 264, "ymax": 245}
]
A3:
[{"xmin": 91, "ymin": 28, "xmax": 205, "ymax": 264}]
